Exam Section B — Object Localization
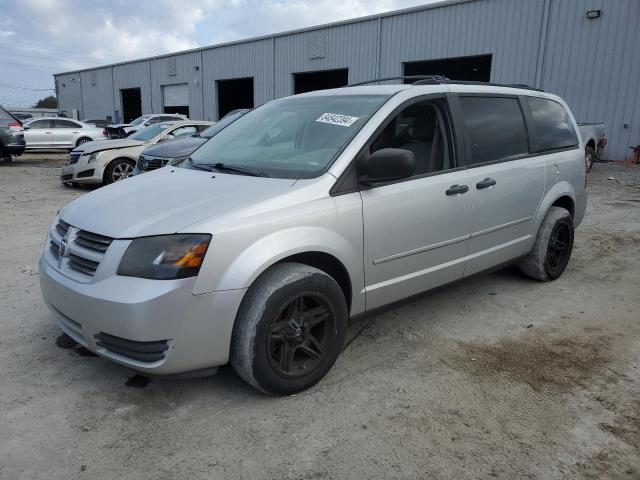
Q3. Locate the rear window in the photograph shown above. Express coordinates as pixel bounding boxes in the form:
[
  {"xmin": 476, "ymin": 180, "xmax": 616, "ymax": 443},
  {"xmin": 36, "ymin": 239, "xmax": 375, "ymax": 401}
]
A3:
[
  {"xmin": 0, "ymin": 106, "xmax": 11, "ymax": 120},
  {"xmin": 459, "ymin": 96, "xmax": 529, "ymax": 165},
  {"xmin": 526, "ymin": 97, "xmax": 579, "ymax": 152}
]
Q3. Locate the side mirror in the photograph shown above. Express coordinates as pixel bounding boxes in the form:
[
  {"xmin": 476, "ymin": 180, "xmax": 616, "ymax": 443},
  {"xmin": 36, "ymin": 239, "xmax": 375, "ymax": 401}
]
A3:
[{"xmin": 359, "ymin": 148, "xmax": 415, "ymax": 184}]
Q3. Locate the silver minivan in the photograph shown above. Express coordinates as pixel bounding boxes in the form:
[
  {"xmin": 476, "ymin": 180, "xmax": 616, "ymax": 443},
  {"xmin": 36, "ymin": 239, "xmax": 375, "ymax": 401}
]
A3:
[{"xmin": 40, "ymin": 79, "xmax": 587, "ymax": 395}]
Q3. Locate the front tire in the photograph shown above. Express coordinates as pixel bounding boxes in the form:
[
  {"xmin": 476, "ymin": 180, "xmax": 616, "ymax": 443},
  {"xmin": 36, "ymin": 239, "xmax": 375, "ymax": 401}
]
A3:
[
  {"xmin": 518, "ymin": 206, "xmax": 574, "ymax": 281},
  {"xmin": 230, "ymin": 263, "xmax": 348, "ymax": 395},
  {"xmin": 104, "ymin": 158, "xmax": 135, "ymax": 184}
]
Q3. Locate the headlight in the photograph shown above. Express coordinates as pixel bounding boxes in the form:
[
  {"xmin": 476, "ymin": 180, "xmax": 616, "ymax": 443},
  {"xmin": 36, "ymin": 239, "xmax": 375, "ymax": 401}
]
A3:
[
  {"xmin": 88, "ymin": 152, "xmax": 99, "ymax": 163},
  {"xmin": 117, "ymin": 234, "xmax": 211, "ymax": 280}
]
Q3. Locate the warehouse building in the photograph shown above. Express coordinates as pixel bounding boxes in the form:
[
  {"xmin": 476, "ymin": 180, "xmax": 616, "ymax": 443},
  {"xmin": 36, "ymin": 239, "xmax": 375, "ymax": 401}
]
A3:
[{"xmin": 54, "ymin": 0, "xmax": 639, "ymax": 159}]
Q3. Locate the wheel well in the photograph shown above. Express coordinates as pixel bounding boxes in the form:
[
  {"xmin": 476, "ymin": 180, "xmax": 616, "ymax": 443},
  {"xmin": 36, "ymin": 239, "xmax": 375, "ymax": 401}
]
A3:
[
  {"xmin": 551, "ymin": 195, "xmax": 575, "ymax": 218},
  {"xmin": 76, "ymin": 136, "xmax": 91, "ymax": 145},
  {"xmin": 277, "ymin": 252, "xmax": 352, "ymax": 312},
  {"xmin": 586, "ymin": 139, "xmax": 596, "ymax": 149}
]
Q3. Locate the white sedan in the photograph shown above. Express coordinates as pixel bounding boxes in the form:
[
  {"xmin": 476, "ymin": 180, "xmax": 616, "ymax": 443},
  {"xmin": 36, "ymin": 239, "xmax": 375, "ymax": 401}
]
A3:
[
  {"xmin": 60, "ymin": 121, "xmax": 212, "ymax": 186},
  {"xmin": 23, "ymin": 117, "xmax": 107, "ymax": 150}
]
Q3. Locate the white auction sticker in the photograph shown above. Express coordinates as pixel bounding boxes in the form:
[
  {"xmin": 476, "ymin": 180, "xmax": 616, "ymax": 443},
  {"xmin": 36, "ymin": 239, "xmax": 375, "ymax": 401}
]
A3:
[{"xmin": 315, "ymin": 112, "xmax": 360, "ymax": 127}]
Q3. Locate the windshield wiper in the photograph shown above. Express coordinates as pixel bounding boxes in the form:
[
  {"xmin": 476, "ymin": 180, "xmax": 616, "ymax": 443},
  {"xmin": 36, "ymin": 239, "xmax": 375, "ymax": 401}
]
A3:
[
  {"xmin": 208, "ymin": 162, "xmax": 270, "ymax": 178},
  {"xmin": 187, "ymin": 157, "xmax": 211, "ymax": 171}
]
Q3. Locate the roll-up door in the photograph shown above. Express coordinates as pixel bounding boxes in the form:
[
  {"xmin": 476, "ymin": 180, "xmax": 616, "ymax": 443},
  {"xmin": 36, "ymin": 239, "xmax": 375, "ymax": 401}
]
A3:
[{"xmin": 163, "ymin": 84, "xmax": 189, "ymax": 107}]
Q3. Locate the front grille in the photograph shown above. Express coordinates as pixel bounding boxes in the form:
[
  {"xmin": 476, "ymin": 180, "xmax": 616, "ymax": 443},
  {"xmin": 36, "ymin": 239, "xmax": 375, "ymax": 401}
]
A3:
[
  {"xmin": 68, "ymin": 254, "xmax": 99, "ymax": 275},
  {"xmin": 48, "ymin": 219, "xmax": 113, "ymax": 278},
  {"xmin": 75, "ymin": 229, "xmax": 112, "ymax": 253},
  {"xmin": 61, "ymin": 174, "xmax": 73, "ymax": 181},
  {"xmin": 94, "ymin": 332, "xmax": 169, "ymax": 363},
  {"xmin": 137, "ymin": 155, "xmax": 169, "ymax": 172},
  {"xmin": 69, "ymin": 152, "xmax": 82, "ymax": 164},
  {"xmin": 55, "ymin": 219, "xmax": 70, "ymax": 238},
  {"xmin": 49, "ymin": 239, "xmax": 60, "ymax": 260}
]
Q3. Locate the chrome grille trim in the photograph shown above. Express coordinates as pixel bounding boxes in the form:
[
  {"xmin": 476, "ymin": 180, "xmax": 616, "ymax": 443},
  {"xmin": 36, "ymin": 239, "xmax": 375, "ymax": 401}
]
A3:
[
  {"xmin": 75, "ymin": 230, "xmax": 113, "ymax": 253},
  {"xmin": 55, "ymin": 219, "xmax": 70, "ymax": 238},
  {"xmin": 48, "ymin": 219, "xmax": 114, "ymax": 278},
  {"xmin": 68, "ymin": 254, "xmax": 99, "ymax": 275}
]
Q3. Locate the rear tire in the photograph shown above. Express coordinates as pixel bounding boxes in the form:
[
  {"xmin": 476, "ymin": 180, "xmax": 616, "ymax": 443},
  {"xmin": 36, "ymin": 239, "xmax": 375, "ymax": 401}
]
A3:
[
  {"xmin": 104, "ymin": 158, "xmax": 135, "ymax": 184},
  {"xmin": 585, "ymin": 145, "xmax": 596, "ymax": 172},
  {"xmin": 518, "ymin": 206, "xmax": 574, "ymax": 281},
  {"xmin": 76, "ymin": 137, "xmax": 91, "ymax": 147},
  {"xmin": 230, "ymin": 263, "xmax": 348, "ymax": 395}
]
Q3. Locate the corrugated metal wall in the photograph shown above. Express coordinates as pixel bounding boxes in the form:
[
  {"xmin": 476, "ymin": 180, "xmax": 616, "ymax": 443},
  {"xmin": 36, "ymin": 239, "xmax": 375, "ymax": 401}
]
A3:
[
  {"xmin": 273, "ymin": 20, "xmax": 379, "ymax": 98},
  {"xmin": 541, "ymin": 0, "xmax": 640, "ymax": 159},
  {"xmin": 379, "ymin": 0, "xmax": 544, "ymax": 85},
  {"xmin": 201, "ymin": 38, "xmax": 274, "ymax": 120},
  {"xmin": 79, "ymin": 67, "xmax": 114, "ymax": 120},
  {"xmin": 112, "ymin": 61, "xmax": 153, "ymax": 120},
  {"xmin": 150, "ymin": 51, "xmax": 204, "ymax": 119},
  {"xmin": 54, "ymin": 0, "xmax": 638, "ymax": 158},
  {"xmin": 56, "ymin": 73, "xmax": 83, "ymax": 118}
]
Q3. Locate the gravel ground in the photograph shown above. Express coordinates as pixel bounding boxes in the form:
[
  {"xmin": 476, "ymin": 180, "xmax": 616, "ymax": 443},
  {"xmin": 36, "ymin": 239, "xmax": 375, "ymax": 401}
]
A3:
[{"xmin": 1, "ymin": 153, "xmax": 639, "ymax": 480}]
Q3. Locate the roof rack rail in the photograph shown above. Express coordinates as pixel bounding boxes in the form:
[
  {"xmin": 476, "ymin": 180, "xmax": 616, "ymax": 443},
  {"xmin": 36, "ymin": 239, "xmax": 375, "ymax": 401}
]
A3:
[
  {"xmin": 348, "ymin": 75, "xmax": 544, "ymax": 92},
  {"xmin": 442, "ymin": 80, "xmax": 544, "ymax": 92},
  {"xmin": 348, "ymin": 75, "xmax": 449, "ymax": 87}
]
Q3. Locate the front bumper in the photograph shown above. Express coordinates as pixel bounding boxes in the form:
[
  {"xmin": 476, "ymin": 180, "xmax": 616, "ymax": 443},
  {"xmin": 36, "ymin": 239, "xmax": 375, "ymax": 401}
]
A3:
[
  {"xmin": 60, "ymin": 156, "xmax": 104, "ymax": 184},
  {"xmin": 39, "ymin": 256, "xmax": 246, "ymax": 374}
]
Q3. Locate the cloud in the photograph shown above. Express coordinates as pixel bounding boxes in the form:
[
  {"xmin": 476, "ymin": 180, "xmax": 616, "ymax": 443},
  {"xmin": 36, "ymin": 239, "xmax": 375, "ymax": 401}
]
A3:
[{"xmin": 0, "ymin": 0, "xmax": 435, "ymax": 106}]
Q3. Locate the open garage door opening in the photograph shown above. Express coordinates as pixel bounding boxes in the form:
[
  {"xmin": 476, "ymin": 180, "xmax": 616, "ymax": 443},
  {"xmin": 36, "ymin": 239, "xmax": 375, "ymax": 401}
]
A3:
[
  {"xmin": 293, "ymin": 68, "xmax": 349, "ymax": 94},
  {"xmin": 217, "ymin": 78, "xmax": 254, "ymax": 119},
  {"xmin": 163, "ymin": 84, "xmax": 190, "ymax": 117},
  {"xmin": 403, "ymin": 54, "xmax": 492, "ymax": 83},
  {"xmin": 120, "ymin": 88, "xmax": 142, "ymax": 124}
]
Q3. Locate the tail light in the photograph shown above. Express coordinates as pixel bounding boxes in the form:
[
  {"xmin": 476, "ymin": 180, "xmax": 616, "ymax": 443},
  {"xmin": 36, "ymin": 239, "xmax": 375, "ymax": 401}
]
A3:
[
  {"xmin": 9, "ymin": 121, "xmax": 24, "ymax": 134},
  {"xmin": 103, "ymin": 129, "xmax": 108, "ymax": 137}
]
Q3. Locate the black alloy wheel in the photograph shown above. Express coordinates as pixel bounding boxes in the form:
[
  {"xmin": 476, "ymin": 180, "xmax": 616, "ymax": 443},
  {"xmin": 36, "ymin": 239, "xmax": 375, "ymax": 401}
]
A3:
[{"xmin": 267, "ymin": 293, "xmax": 335, "ymax": 378}]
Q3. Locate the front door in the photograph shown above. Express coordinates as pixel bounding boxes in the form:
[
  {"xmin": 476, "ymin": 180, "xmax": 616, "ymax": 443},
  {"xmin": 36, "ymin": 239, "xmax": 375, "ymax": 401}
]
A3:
[
  {"xmin": 453, "ymin": 94, "xmax": 546, "ymax": 276},
  {"xmin": 24, "ymin": 119, "xmax": 52, "ymax": 148},
  {"xmin": 361, "ymin": 97, "xmax": 472, "ymax": 310}
]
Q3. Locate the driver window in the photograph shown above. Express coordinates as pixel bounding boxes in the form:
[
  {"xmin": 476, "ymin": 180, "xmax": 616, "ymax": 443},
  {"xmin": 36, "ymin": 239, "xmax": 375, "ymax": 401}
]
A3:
[{"xmin": 370, "ymin": 101, "xmax": 452, "ymax": 175}]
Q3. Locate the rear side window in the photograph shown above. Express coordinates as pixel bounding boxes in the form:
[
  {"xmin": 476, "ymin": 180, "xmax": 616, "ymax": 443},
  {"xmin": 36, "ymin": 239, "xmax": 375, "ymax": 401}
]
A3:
[
  {"xmin": 53, "ymin": 119, "xmax": 80, "ymax": 128},
  {"xmin": 459, "ymin": 96, "xmax": 529, "ymax": 165},
  {"xmin": 526, "ymin": 97, "xmax": 578, "ymax": 152}
]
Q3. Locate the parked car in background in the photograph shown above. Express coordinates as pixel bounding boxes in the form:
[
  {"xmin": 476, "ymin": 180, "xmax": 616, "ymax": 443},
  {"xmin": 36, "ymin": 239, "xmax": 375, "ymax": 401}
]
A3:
[
  {"xmin": 40, "ymin": 80, "xmax": 587, "ymax": 395},
  {"xmin": 133, "ymin": 109, "xmax": 249, "ymax": 175},
  {"xmin": 105, "ymin": 114, "xmax": 188, "ymax": 138},
  {"xmin": 0, "ymin": 105, "xmax": 26, "ymax": 161},
  {"xmin": 23, "ymin": 117, "xmax": 107, "ymax": 150},
  {"xmin": 578, "ymin": 123, "xmax": 606, "ymax": 172},
  {"xmin": 61, "ymin": 120, "xmax": 211, "ymax": 185},
  {"xmin": 83, "ymin": 118, "xmax": 113, "ymax": 128}
]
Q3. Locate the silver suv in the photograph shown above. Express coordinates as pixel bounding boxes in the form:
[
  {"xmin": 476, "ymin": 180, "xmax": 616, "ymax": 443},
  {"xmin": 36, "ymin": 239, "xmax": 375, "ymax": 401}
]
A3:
[{"xmin": 39, "ymin": 79, "xmax": 587, "ymax": 395}]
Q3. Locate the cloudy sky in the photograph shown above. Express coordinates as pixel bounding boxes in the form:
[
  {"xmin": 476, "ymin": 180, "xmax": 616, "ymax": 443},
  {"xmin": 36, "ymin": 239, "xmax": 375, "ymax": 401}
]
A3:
[{"xmin": 0, "ymin": 0, "xmax": 438, "ymax": 107}]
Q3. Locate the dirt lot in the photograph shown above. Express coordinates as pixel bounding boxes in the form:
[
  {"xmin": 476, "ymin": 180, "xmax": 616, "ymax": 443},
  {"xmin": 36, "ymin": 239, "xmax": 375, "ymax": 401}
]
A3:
[{"xmin": 1, "ymin": 153, "xmax": 639, "ymax": 480}]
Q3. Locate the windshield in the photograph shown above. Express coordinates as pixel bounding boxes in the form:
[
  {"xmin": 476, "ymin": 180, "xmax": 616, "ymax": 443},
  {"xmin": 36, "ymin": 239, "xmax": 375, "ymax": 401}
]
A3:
[
  {"xmin": 130, "ymin": 123, "xmax": 173, "ymax": 141},
  {"xmin": 129, "ymin": 115, "xmax": 150, "ymax": 126},
  {"xmin": 187, "ymin": 94, "xmax": 390, "ymax": 179},
  {"xmin": 201, "ymin": 111, "xmax": 247, "ymax": 139}
]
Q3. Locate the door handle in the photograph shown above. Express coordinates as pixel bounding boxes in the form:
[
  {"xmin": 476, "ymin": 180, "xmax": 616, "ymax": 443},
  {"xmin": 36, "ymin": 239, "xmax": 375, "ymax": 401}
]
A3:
[
  {"xmin": 446, "ymin": 184, "xmax": 469, "ymax": 196},
  {"xmin": 476, "ymin": 178, "xmax": 497, "ymax": 189}
]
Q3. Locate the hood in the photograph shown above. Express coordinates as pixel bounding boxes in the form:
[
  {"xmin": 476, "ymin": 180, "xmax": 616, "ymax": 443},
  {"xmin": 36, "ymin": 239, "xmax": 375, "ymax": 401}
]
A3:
[
  {"xmin": 74, "ymin": 138, "xmax": 144, "ymax": 154},
  {"xmin": 60, "ymin": 167, "xmax": 295, "ymax": 238},
  {"xmin": 142, "ymin": 136, "xmax": 207, "ymax": 159}
]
